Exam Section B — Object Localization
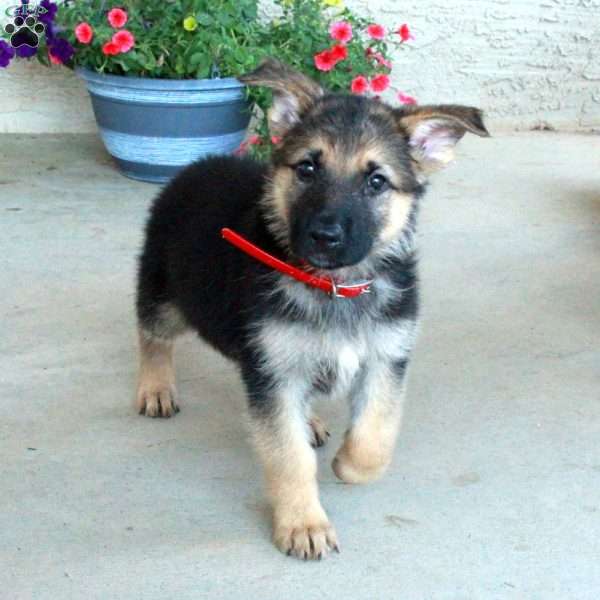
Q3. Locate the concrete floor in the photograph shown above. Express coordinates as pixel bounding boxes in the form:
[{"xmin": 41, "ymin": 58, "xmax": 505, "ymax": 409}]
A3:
[{"xmin": 2, "ymin": 132, "xmax": 599, "ymax": 599}]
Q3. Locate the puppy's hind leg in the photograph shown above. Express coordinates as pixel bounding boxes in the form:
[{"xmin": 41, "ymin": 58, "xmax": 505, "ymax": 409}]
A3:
[{"xmin": 136, "ymin": 303, "xmax": 188, "ymax": 418}]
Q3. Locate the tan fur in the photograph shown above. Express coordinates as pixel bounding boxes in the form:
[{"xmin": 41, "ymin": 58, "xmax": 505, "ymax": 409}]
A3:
[
  {"xmin": 379, "ymin": 191, "xmax": 413, "ymax": 243},
  {"xmin": 285, "ymin": 135, "xmax": 335, "ymax": 167},
  {"xmin": 344, "ymin": 143, "xmax": 392, "ymax": 179},
  {"xmin": 136, "ymin": 328, "xmax": 179, "ymax": 418},
  {"xmin": 333, "ymin": 366, "xmax": 405, "ymax": 484},
  {"xmin": 249, "ymin": 398, "xmax": 338, "ymax": 559},
  {"xmin": 263, "ymin": 168, "xmax": 293, "ymax": 241}
]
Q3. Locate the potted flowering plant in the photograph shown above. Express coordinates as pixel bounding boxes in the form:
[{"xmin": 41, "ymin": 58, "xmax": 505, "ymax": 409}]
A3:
[
  {"xmin": 0, "ymin": 0, "xmax": 415, "ymax": 181},
  {"xmin": 1, "ymin": 0, "xmax": 267, "ymax": 182}
]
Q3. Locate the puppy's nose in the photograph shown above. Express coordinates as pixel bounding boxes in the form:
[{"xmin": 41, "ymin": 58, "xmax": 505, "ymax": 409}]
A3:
[{"xmin": 310, "ymin": 222, "xmax": 344, "ymax": 248}]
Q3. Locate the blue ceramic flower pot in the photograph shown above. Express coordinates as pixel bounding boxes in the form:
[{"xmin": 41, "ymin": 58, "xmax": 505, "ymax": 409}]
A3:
[{"xmin": 76, "ymin": 68, "xmax": 251, "ymax": 183}]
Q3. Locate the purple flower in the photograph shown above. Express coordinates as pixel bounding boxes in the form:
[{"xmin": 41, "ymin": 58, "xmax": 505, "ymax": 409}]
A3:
[
  {"xmin": 48, "ymin": 37, "xmax": 74, "ymax": 63},
  {"xmin": 16, "ymin": 44, "xmax": 37, "ymax": 58},
  {"xmin": 0, "ymin": 40, "xmax": 16, "ymax": 67},
  {"xmin": 45, "ymin": 21, "xmax": 55, "ymax": 41},
  {"xmin": 38, "ymin": 0, "xmax": 58, "ymax": 26}
]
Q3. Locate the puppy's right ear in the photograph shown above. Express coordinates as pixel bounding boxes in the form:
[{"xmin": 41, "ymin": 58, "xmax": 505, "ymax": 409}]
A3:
[
  {"xmin": 239, "ymin": 58, "xmax": 324, "ymax": 138},
  {"xmin": 395, "ymin": 105, "xmax": 490, "ymax": 175}
]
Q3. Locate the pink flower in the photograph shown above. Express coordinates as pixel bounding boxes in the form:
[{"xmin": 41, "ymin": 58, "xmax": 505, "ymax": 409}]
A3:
[
  {"xmin": 397, "ymin": 24, "xmax": 413, "ymax": 42},
  {"xmin": 234, "ymin": 141, "xmax": 248, "ymax": 156},
  {"xmin": 112, "ymin": 30, "xmax": 135, "ymax": 53},
  {"xmin": 102, "ymin": 41, "xmax": 120, "ymax": 56},
  {"xmin": 330, "ymin": 44, "xmax": 348, "ymax": 62},
  {"xmin": 329, "ymin": 21, "xmax": 352, "ymax": 44},
  {"xmin": 370, "ymin": 74, "xmax": 390, "ymax": 93},
  {"xmin": 367, "ymin": 24, "xmax": 386, "ymax": 40},
  {"xmin": 271, "ymin": 135, "xmax": 282, "ymax": 145},
  {"xmin": 74, "ymin": 22, "xmax": 93, "ymax": 44},
  {"xmin": 48, "ymin": 49, "xmax": 62, "ymax": 65},
  {"xmin": 373, "ymin": 52, "xmax": 392, "ymax": 69},
  {"xmin": 398, "ymin": 92, "xmax": 417, "ymax": 105},
  {"xmin": 314, "ymin": 49, "xmax": 337, "ymax": 72},
  {"xmin": 235, "ymin": 135, "xmax": 262, "ymax": 155},
  {"xmin": 107, "ymin": 8, "xmax": 128, "ymax": 28},
  {"xmin": 350, "ymin": 75, "xmax": 369, "ymax": 95}
]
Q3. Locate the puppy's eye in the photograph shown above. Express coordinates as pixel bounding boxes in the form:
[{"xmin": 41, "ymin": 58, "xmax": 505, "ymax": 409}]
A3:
[
  {"xmin": 367, "ymin": 173, "xmax": 388, "ymax": 192},
  {"xmin": 295, "ymin": 160, "xmax": 317, "ymax": 182}
]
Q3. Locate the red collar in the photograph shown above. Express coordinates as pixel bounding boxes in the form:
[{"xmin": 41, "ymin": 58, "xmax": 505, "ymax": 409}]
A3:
[{"xmin": 221, "ymin": 228, "xmax": 372, "ymax": 299}]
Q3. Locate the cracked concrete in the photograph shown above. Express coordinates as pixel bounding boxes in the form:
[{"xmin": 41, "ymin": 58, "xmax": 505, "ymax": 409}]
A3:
[{"xmin": 1, "ymin": 132, "xmax": 599, "ymax": 599}]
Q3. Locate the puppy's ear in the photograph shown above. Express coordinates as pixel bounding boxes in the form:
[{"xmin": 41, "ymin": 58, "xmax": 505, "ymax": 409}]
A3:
[
  {"xmin": 239, "ymin": 58, "xmax": 324, "ymax": 138},
  {"xmin": 395, "ymin": 105, "xmax": 490, "ymax": 174}
]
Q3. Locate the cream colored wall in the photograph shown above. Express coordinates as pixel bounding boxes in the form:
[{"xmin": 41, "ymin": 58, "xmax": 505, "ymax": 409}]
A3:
[
  {"xmin": 354, "ymin": 0, "xmax": 600, "ymax": 131},
  {"xmin": 0, "ymin": 0, "xmax": 599, "ymax": 133}
]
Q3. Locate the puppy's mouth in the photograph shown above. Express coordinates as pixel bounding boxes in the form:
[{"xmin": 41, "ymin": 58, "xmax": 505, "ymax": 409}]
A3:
[
  {"xmin": 289, "ymin": 230, "xmax": 374, "ymax": 272},
  {"xmin": 296, "ymin": 249, "xmax": 368, "ymax": 272},
  {"xmin": 304, "ymin": 253, "xmax": 348, "ymax": 271}
]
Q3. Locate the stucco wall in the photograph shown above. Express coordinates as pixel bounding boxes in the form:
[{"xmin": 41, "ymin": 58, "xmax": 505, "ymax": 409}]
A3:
[{"xmin": 0, "ymin": 0, "xmax": 599, "ymax": 133}]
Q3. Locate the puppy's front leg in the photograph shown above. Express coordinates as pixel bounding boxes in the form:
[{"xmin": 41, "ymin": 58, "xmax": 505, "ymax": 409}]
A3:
[
  {"xmin": 333, "ymin": 359, "xmax": 408, "ymax": 484},
  {"xmin": 248, "ymin": 383, "xmax": 338, "ymax": 560}
]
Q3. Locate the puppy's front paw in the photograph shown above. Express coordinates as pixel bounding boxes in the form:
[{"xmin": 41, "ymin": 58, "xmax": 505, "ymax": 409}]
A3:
[
  {"xmin": 136, "ymin": 382, "xmax": 179, "ymax": 418},
  {"xmin": 273, "ymin": 515, "xmax": 339, "ymax": 560}
]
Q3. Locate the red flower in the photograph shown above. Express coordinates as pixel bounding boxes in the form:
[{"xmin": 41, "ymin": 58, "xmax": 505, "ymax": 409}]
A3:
[
  {"xmin": 314, "ymin": 49, "xmax": 337, "ymax": 72},
  {"xmin": 74, "ymin": 22, "xmax": 93, "ymax": 44},
  {"xmin": 330, "ymin": 44, "xmax": 348, "ymax": 62},
  {"xmin": 48, "ymin": 49, "xmax": 62, "ymax": 65},
  {"xmin": 370, "ymin": 74, "xmax": 390, "ymax": 93},
  {"xmin": 398, "ymin": 92, "xmax": 417, "ymax": 105},
  {"xmin": 102, "ymin": 41, "xmax": 120, "ymax": 56},
  {"xmin": 329, "ymin": 21, "xmax": 352, "ymax": 44},
  {"xmin": 367, "ymin": 24, "xmax": 386, "ymax": 40},
  {"xmin": 248, "ymin": 134, "xmax": 261, "ymax": 145},
  {"xmin": 397, "ymin": 24, "xmax": 413, "ymax": 42},
  {"xmin": 271, "ymin": 135, "xmax": 282, "ymax": 145},
  {"xmin": 112, "ymin": 30, "xmax": 135, "ymax": 53},
  {"xmin": 107, "ymin": 8, "xmax": 128, "ymax": 28},
  {"xmin": 350, "ymin": 75, "xmax": 369, "ymax": 95}
]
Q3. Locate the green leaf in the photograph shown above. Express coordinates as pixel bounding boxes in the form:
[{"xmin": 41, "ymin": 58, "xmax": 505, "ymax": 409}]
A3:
[
  {"xmin": 196, "ymin": 13, "xmax": 214, "ymax": 26},
  {"xmin": 113, "ymin": 59, "xmax": 130, "ymax": 72},
  {"xmin": 189, "ymin": 52, "xmax": 211, "ymax": 76}
]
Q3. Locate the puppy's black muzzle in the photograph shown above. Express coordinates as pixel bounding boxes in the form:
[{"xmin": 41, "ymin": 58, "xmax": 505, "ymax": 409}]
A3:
[
  {"xmin": 309, "ymin": 220, "xmax": 344, "ymax": 250},
  {"xmin": 294, "ymin": 211, "xmax": 373, "ymax": 270}
]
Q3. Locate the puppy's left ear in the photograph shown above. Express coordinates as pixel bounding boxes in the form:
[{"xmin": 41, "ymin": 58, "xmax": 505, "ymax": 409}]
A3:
[
  {"xmin": 239, "ymin": 58, "xmax": 324, "ymax": 138},
  {"xmin": 395, "ymin": 105, "xmax": 490, "ymax": 173}
]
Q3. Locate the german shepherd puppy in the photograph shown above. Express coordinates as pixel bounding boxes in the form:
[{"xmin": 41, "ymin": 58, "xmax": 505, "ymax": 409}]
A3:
[{"xmin": 135, "ymin": 59, "xmax": 489, "ymax": 560}]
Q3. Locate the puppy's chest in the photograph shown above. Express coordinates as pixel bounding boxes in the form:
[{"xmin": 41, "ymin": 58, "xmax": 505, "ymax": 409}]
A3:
[{"xmin": 257, "ymin": 315, "xmax": 416, "ymax": 396}]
